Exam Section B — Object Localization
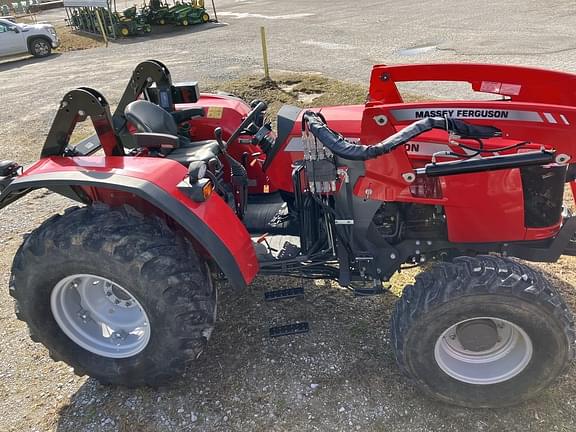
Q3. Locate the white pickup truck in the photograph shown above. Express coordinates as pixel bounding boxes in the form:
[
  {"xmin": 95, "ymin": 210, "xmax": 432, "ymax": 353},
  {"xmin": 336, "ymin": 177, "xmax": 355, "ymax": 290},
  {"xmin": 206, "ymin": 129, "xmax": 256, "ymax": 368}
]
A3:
[{"xmin": 0, "ymin": 18, "xmax": 60, "ymax": 58}]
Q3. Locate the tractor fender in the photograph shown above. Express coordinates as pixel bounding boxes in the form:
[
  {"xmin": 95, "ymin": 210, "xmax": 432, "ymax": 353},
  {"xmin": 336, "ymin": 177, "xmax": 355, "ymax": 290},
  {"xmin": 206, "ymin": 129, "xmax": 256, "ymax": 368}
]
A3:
[{"xmin": 0, "ymin": 156, "xmax": 259, "ymax": 289}]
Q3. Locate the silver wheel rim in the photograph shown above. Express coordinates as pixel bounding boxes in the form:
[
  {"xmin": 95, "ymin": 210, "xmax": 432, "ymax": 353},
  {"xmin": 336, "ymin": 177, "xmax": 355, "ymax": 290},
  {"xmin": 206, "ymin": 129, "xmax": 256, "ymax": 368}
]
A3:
[
  {"xmin": 34, "ymin": 40, "xmax": 49, "ymax": 56},
  {"xmin": 434, "ymin": 317, "xmax": 533, "ymax": 385},
  {"xmin": 51, "ymin": 274, "xmax": 151, "ymax": 358}
]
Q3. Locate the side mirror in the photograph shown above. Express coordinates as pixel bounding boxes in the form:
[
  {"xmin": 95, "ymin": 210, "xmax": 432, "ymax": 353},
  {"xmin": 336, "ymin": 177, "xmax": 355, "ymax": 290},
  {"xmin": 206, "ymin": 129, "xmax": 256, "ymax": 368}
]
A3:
[{"xmin": 9, "ymin": 26, "xmax": 20, "ymax": 33}]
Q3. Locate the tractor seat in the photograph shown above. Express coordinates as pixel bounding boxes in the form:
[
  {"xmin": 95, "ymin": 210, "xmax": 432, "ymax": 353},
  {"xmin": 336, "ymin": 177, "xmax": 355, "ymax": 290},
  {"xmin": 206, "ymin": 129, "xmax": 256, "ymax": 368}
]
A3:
[
  {"xmin": 124, "ymin": 100, "xmax": 220, "ymax": 165},
  {"xmin": 167, "ymin": 139, "xmax": 221, "ymax": 165}
]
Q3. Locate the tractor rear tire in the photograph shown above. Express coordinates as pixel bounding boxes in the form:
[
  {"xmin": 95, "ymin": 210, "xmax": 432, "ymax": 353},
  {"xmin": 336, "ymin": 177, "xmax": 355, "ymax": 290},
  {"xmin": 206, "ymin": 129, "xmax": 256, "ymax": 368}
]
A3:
[
  {"xmin": 390, "ymin": 255, "xmax": 575, "ymax": 408},
  {"xmin": 9, "ymin": 204, "xmax": 216, "ymax": 387}
]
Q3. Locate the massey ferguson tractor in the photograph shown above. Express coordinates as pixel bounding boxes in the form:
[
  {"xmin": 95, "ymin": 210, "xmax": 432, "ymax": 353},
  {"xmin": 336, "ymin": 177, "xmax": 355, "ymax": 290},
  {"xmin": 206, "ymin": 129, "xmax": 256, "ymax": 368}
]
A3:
[{"xmin": 1, "ymin": 60, "xmax": 575, "ymax": 408}]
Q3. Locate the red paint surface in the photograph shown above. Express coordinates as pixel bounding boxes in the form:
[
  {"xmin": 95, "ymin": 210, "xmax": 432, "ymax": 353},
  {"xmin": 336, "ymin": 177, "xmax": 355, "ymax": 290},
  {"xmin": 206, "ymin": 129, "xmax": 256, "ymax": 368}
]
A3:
[
  {"xmin": 22, "ymin": 156, "xmax": 259, "ymax": 284},
  {"xmin": 264, "ymin": 63, "xmax": 576, "ymax": 243}
]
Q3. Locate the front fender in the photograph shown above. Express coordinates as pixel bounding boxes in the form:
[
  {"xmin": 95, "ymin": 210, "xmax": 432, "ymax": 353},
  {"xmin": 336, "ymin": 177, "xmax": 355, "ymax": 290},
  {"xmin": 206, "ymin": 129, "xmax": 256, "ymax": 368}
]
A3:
[{"xmin": 0, "ymin": 156, "xmax": 258, "ymax": 288}]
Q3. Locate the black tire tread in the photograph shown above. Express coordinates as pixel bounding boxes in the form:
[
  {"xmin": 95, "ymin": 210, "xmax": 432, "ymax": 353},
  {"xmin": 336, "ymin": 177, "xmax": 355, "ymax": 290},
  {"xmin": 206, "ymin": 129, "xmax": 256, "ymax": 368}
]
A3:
[
  {"xmin": 390, "ymin": 255, "xmax": 575, "ymax": 406},
  {"xmin": 29, "ymin": 37, "xmax": 52, "ymax": 57},
  {"xmin": 10, "ymin": 204, "xmax": 215, "ymax": 387}
]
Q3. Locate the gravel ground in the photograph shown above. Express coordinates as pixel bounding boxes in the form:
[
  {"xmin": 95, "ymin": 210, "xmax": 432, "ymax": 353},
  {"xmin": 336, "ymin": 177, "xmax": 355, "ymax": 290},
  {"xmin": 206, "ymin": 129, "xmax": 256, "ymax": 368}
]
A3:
[{"xmin": 1, "ymin": 1, "xmax": 576, "ymax": 431}]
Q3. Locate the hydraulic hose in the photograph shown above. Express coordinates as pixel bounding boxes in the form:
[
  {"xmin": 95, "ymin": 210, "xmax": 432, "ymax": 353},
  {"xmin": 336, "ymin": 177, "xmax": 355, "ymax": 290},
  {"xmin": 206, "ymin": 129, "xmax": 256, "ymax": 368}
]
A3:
[{"xmin": 302, "ymin": 111, "xmax": 502, "ymax": 161}]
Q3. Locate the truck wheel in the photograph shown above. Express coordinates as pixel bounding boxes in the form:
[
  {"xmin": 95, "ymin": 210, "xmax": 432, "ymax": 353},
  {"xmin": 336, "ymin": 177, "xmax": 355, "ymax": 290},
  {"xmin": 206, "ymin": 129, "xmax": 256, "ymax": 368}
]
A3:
[
  {"xmin": 9, "ymin": 205, "xmax": 216, "ymax": 387},
  {"xmin": 390, "ymin": 255, "xmax": 574, "ymax": 408},
  {"xmin": 30, "ymin": 38, "xmax": 52, "ymax": 57}
]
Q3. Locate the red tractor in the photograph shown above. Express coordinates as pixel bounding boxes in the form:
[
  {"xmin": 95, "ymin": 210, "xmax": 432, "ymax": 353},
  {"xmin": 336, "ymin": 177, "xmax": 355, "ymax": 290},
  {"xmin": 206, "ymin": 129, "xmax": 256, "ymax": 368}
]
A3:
[{"xmin": 1, "ymin": 60, "xmax": 575, "ymax": 408}]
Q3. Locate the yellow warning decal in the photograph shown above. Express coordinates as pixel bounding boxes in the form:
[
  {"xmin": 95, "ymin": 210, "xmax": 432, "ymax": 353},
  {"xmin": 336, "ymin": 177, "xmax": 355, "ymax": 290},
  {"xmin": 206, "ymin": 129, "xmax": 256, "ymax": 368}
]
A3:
[{"xmin": 206, "ymin": 106, "xmax": 224, "ymax": 119}]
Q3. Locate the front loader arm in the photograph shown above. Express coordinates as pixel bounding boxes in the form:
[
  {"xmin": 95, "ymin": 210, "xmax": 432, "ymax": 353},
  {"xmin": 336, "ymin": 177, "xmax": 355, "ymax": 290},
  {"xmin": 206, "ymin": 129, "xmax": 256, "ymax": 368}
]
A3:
[
  {"xmin": 112, "ymin": 59, "xmax": 174, "ymax": 135},
  {"xmin": 41, "ymin": 88, "xmax": 124, "ymax": 158}
]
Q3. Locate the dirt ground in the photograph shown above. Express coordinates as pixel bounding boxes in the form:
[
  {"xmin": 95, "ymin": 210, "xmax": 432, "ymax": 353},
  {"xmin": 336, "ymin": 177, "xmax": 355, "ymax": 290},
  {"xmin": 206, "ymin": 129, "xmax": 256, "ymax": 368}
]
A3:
[
  {"xmin": 0, "ymin": 73, "xmax": 576, "ymax": 432},
  {"xmin": 54, "ymin": 25, "xmax": 105, "ymax": 52}
]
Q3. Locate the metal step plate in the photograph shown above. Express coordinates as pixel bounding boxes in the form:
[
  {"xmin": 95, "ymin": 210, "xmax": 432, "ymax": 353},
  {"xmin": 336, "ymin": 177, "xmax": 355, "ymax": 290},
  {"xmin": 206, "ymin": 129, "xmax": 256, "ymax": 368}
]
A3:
[
  {"xmin": 264, "ymin": 287, "xmax": 305, "ymax": 301},
  {"xmin": 269, "ymin": 322, "xmax": 310, "ymax": 337}
]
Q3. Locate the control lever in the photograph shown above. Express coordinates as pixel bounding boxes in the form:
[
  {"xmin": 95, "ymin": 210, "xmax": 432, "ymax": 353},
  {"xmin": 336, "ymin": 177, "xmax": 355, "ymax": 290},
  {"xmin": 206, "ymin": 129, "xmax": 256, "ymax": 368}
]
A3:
[
  {"xmin": 214, "ymin": 127, "xmax": 226, "ymax": 151},
  {"xmin": 214, "ymin": 127, "xmax": 248, "ymax": 219}
]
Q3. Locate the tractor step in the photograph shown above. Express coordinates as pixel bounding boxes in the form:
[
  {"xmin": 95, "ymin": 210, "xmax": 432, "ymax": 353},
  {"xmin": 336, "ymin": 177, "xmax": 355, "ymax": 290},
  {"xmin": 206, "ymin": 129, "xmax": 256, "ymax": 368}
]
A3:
[
  {"xmin": 269, "ymin": 322, "xmax": 310, "ymax": 337},
  {"xmin": 264, "ymin": 287, "xmax": 305, "ymax": 301},
  {"xmin": 265, "ymin": 279, "xmax": 308, "ymax": 337},
  {"xmin": 353, "ymin": 287, "xmax": 387, "ymax": 297}
]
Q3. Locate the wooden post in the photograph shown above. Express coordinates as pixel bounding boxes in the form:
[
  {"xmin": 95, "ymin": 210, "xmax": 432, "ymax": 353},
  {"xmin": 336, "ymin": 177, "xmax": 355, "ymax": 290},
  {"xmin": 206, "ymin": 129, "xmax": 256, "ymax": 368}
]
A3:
[
  {"xmin": 210, "ymin": 0, "xmax": 218, "ymax": 22},
  {"xmin": 260, "ymin": 26, "xmax": 270, "ymax": 81},
  {"xmin": 95, "ymin": 8, "xmax": 108, "ymax": 47}
]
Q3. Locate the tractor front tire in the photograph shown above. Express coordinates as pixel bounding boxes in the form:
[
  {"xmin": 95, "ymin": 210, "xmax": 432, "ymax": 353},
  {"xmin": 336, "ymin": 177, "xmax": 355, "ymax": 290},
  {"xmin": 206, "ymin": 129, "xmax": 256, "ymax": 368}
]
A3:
[
  {"xmin": 10, "ymin": 205, "xmax": 216, "ymax": 387},
  {"xmin": 201, "ymin": 12, "xmax": 209, "ymax": 23},
  {"xmin": 390, "ymin": 255, "xmax": 574, "ymax": 408}
]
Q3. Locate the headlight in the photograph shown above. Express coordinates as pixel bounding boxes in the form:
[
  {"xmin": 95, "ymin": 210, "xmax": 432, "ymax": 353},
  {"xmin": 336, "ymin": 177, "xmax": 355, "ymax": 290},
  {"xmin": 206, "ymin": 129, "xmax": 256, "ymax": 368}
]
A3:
[{"xmin": 49, "ymin": 27, "xmax": 57, "ymax": 36}]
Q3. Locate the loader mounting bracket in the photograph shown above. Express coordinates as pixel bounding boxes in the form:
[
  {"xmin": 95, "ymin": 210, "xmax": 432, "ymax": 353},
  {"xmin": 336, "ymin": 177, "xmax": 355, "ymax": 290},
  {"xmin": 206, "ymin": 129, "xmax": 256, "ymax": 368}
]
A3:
[{"xmin": 41, "ymin": 87, "xmax": 123, "ymax": 158}]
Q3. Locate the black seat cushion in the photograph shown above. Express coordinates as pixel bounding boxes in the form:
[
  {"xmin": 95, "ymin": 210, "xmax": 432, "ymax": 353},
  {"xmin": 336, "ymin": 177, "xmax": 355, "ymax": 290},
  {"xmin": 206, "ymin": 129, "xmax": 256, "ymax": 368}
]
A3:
[{"xmin": 165, "ymin": 139, "xmax": 221, "ymax": 165}]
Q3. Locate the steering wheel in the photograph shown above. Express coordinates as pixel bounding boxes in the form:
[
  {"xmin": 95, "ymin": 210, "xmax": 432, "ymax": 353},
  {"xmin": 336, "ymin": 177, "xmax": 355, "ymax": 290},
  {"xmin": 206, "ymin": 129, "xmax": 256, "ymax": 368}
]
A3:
[{"xmin": 223, "ymin": 100, "xmax": 267, "ymax": 149}]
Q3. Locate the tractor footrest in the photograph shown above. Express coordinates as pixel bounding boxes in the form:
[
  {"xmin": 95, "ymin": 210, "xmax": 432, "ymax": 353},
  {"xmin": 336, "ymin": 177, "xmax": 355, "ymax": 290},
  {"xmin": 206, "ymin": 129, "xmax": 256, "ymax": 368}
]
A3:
[
  {"xmin": 353, "ymin": 287, "xmax": 387, "ymax": 297},
  {"xmin": 269, "ymin": 322, "xmax": 309, "ymax": 337},
  {"xmin": 264, "ymin": 287, "xmax": 305, "ymax": 301}
]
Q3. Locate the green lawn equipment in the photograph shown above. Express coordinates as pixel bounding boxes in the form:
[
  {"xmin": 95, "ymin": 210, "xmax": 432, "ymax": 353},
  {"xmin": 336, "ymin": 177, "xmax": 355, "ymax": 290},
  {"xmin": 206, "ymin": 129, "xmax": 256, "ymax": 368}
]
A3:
[
  {"xmin": 110, "ymin": 6, "xmax": 151, "ymax": 37},
  {"xmin": 142, "ymin": 0, "xmax": 172, "ymax": 25},
  {"xmin": 187, "ymin": 0, "xmax": 210, "ymax": 24},
  {"xmin": 168, "ymin": 2, "xmax": 192, "ymax": 26},
  {"xmin": 169, "ymin": 0, "xmax": 209, "ymax": 26}
]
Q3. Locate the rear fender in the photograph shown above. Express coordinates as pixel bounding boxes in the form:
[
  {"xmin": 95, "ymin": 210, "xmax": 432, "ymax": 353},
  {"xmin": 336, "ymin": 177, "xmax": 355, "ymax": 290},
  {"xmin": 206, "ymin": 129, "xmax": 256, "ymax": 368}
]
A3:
[{"xmin": 0, "ymin": 156, "xmax": 258, "ymax": 288}]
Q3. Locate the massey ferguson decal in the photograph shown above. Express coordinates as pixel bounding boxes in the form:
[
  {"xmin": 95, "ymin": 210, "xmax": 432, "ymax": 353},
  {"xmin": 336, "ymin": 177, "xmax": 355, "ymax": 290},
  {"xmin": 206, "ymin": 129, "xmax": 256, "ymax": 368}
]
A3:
[
  {"xmin": 391, "ymin": 108, "xmax": 543, "ymax": 122},
  {"xmin": 415, "ymin": 109, "xmax": 509, "ymax": 119}
]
